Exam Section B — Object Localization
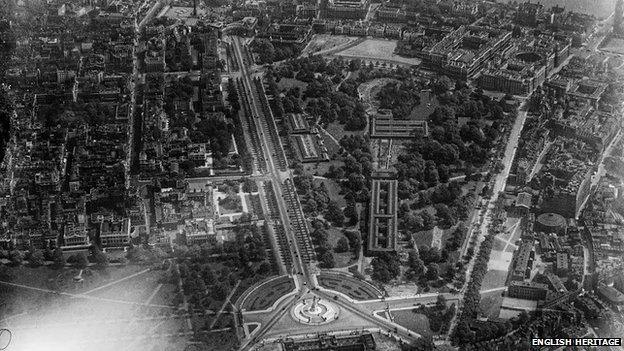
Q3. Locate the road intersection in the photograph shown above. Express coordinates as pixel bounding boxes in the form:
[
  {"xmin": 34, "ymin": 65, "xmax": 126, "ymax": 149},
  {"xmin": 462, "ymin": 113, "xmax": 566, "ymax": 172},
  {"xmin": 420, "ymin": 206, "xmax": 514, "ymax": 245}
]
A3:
[{"xmin": 227, "ymin": 35, "xmax": 462, "ymax": 350}]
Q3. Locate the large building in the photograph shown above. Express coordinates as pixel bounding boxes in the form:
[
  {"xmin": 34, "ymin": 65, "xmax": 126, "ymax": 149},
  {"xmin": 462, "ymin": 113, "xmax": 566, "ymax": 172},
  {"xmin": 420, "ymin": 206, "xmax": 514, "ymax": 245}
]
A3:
[
  {"xmin": 515, "ymin": 2, "xmax": 544, "ymax": 27},
  {"xmin": 478, "ymin": 34, "xmax": 571, "ymax": 95},
  {"xmin": 99, "ymin": 217, "xmax": 132, "ymax": 248},
  {"xmin": 546, "ymin": 98, "xmax": 619, "ymax": 153},
  {"xmin": 478, "ymin": 61, "xmax": 546, "ymax": 96},
  {"xmin": 286, "ymin": 113, "xmax": 311, "ymax": 134},
  {"xmin": 555, "ymin": 252, "xmax": 569, "ymax": 276},
  {"xmin": 515, "ymin": 192, "xmax": 532, "ymax": 213},
  {"xmin": 290, "ymin": 134, "xmax": 329, "ymax": 163},
  {"xmin": 508, "ymin": 281, "xmax": 548, "ymax": 300},
  {"xmin": 376, "ymin": 3, "xmax": 406, "ymax": 23},
  {"xmin": 544, "ymin": 272, "xmax": 567, "ymax": 293},
  {"xmin": 418, "ymin": 25, "xmax": 512, "ymax": 79},
  {"xmin": 597, "ymin": 283, "xmax": 624, "ymax": 307},
  {"xmin": 537, "ymin": 138, "xmax": 594, "ymax": 219},
  {"xmin": 367, "ymin": 179, "xmax": 398, "ymax": 253},
  {"xmin": 322, "ymin": 0, "xmax": 370, "ymax": 19},
  {"xmin": 370, "ymin": 110, "xmax": 429, "ymax": 139},
  {"xmin": 511, "ymin": 241, "xmax": 534, "ymax": 281},
  {"xmin": 545, "ymin": 76, "xmax": 608, "ymax": 107},
  {"xmin": 62, "ymin": 221, "xmax": 91, "ymax": 251},
  {"xmin": 283, "ymin": 332, "xmax": 376, "ymax": 351},
  {"xmin": 256, "ymin": 23, "xmax": 312, "ymax": 44},
  {"xmin": 535, "ymin": 212, "xmax": 567, "ymax": 235}
]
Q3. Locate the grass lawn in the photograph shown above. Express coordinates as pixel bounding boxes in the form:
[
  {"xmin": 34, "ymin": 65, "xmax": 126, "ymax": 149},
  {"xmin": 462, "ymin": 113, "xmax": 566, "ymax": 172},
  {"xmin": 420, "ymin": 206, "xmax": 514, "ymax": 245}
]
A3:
[
  {"xmin": 499, "ymin": 217, "xmax": 521, "ymax": 242},
  {"xmin": 319, "ymin": 130, "xmax": 342, "ymax": 158},
  {"xmin": 1, "ymin": 265, "xmax": 190, "ymax": 351},
  {"xmin": 326, "ymin": 227, "xmax": 357, "ymax": 268},
  {"xmin": 480, "ymin": 269, "xmax": 509, "ymax": 292},
  {"xmin": 241, "ymin": 276, "xmax": 295, "ymax": 311},
  {"xmin": 505, "ymin": 245, "xmax": 517, "ymax": 253},
  {"xmin": 336, "ymin": 39, "xmax": 421, "ymax": 66},
  {"xmin": 243, "ymin": 194, "xmax": 262, "ymax": 216},
  {"xmin": 318, "ymin": 272, "xmax": 382, "ymax": 300},
  {"xmin": 334, "ymin": 252, "xmax": 357, "ymax": 268},
  {"xmin": 327, "ymin": 227, "xmax": 345, "ymax": 247},
  {"xmin": 303, "ymin": 160, "xmax": 343, "ymax": 177},
  {"xmin": 324, "ymin": 121, "xmax": 364, "ymax": 144},
  {"xmin": 492, "ymin": 237, "xmax": 507, "ymax": 251},
  {"xmin": 150, "ymin": 282, "xmax": 179, "ymax": 306},
  {"xmin": 302, "ymin": 34, "xmax": 357, "ymax": 55},
  {"xmin": 218, "ymin": 194, "xmax": 243, "ymax": 214},
  {"xmin": 277, "ymin": 77, "xmax": 308, "ymax": 91},
  {"xmin": 88, "ymin": 270, "xmax": 165, "ymax": 304},
  {"xmin": 327, "ymin": 227, "xmax": 357, "ymax": 268},
  {"xmin": 479, "ymin": 291, "xmax": 504, "ymax": 319},
  {"xmin": 314, "ymin": 178, "xmax": 346, "ymax": 208},
  {"xmin": 195, "ymin": 329, "xmax": 239, "ymax": 351},
  {"xmin": 602, "ymin": 37, "xmax": 624, "ymax": 54},
  {"xmin": 409, "ymin": 92, "xmax": 438, "ymax": 120},
  {"xmin": 390, "ymin": 310, "xmax": 432, "ymax": 337},
  {"xmin": 7, "ymin": 265, "xmax": 148, "ymax": 294},
  {"xmin": 487, "ymin": 250, "xmax": 514, "ymax": 271}
]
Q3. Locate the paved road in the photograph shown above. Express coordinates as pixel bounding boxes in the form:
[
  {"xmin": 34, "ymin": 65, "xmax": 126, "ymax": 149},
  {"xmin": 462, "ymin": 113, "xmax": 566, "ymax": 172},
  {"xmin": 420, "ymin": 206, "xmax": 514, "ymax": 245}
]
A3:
[
  {"xmin": 231, "ymin": 36, "xmax": 317, "ymax": 350},
  {"xmin": 356, "ymin": 293, "xmax": 460, "ymax": 312},
  {"xmin": 447, "ymin": 106, "xmax": 528, "ymax": 337},
  {"xmin": 300, "ymin": 36, "xmax": 366, "ymax": 58},
  {"xmin": 230, "ymin": 35, "xmax": 456, "ymax": 350},
  {"xmin": 577, "ymin": 129, "xmax": 623, "ymax": 217},
  {"xmin": 185, "ymin": 174, "xmax": 267, "ymax": 184},
  {"xmin": 231, "ymin": 36, "xmax": 308, "ymax": 284}
]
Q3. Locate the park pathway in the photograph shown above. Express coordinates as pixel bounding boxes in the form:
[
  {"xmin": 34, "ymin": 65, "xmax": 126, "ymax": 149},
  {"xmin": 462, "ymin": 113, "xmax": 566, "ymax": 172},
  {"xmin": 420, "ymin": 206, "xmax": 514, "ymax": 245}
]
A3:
[
  {"xmin": 82, "ymin": 268, "xmax": 151, "ymax": 295},
  {"xmin": 209, "ymin": 280, "xmax": 241, "ymax": 329},
  {"xmin": 0, "ymin": 280, "xmax": 173, "ymax": 308},
  {"xmin": 480, "ymin": 286, "xmax": 507, "ymax": 294}
]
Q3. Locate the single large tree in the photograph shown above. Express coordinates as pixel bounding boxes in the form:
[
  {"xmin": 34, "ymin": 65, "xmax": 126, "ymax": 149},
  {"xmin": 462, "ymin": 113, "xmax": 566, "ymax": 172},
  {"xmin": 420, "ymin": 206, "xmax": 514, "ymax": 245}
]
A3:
[
  {"xmin": 28, "ymin": 248, "xmax": 44, "ymax": 267},
  {"xmin": 426, "ymin": 262, "xmax": 440, "ymax": 281},
  {"xmin": 53, "ymin": 247, "xmax": 65, "ymax": 268},
  {"xmin": 325, "ymin": 200, "xmax": 345, "ymax": 226}
]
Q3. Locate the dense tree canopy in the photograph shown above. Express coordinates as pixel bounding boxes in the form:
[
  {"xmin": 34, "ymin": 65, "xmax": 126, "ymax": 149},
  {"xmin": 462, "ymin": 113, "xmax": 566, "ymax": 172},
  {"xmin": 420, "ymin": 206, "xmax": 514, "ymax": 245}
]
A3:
[
  {"xmin": 191, "ymin": 117, "xmax": 233, "ymax": 158},
  {"xmin": 377, "ymin": 81, "xmax": 422, "ymax": 119}
]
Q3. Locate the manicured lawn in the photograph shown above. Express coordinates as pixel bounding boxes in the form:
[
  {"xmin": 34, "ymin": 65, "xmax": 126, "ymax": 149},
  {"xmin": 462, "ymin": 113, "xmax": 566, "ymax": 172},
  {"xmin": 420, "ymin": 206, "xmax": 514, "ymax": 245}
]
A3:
[
  {"xmin": 241, "ymin": 276, "xmax": 295, "ymax": 311},
  {"xmin": 318, "ymin": 273, "xmax": 382, "ymax": 300},
  {"xmin": 88, "ymin": 270, "xmax": 166, "ymax": 304},
  {"xmin": 390, "ymin": 310, "xmax": 432, "ymax": 337},
  {"xmin": 324, "ymin": 121, "xmax": 364, "ymax": 143},
  {"xmin": 479, "ymin": 291, "xmax": 504, "ymax": 319},
  {"xmin": 1, "ymin": 265, "xmax": 188, "ymax": 351},
  {"xmin": 336, "ymin": 39, "xmax": 421, "ymax": 66},
  {"xmin": 7, "ymin": 265, "xmax": 148, "ymax": 294},
  {"xmin": 480, "ymin": 269, "xmax": 508, "ymax": 292},
  {"xmin": 277, "ymin": 77, "xmax": 308, "ymax": 91},
  {"xmin": 409, "ymin": 92, "xmax": 438, "ymax": 120},
  {"xmin": 492, "ymin": 237, "xmax": 507, "ymax": 251},
  {"xmin": 218, "ymin": 194, "xmax": 243, "ymax": 214},
  {"xmin": 314, "ymin": 179, "xmax": 346, "ymax": 208},
  {"xmin": 303, "ymin": 160, "xmax": 343, "ymax": 177},
  {"xmin": 302, "ymin": 34, "xmax": 357, "ymax": 55},
  {"xmin": 326, "ymin": 227, "xmax": 357, "ymax": 268}
]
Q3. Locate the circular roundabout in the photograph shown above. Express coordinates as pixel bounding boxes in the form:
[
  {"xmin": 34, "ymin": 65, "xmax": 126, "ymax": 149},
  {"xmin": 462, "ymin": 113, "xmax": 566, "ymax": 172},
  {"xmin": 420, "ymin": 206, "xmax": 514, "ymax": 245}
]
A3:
[{"xmin": 291, "ymin": 296, "xmax": 339, "ymax": 325}]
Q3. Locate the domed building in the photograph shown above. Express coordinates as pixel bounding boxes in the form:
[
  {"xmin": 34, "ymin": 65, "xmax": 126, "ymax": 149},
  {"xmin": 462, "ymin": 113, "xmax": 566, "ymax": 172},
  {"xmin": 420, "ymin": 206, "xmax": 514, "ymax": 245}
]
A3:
[{"xmin": 535, "ymin": 212, "xmax": 566, "ymax": 235}]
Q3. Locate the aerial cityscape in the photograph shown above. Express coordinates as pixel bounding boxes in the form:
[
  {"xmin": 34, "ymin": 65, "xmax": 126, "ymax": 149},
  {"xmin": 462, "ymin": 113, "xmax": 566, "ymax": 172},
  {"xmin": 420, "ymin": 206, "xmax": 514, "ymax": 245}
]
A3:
[{"xmin": 0, "ymin": 0, "xmax": 623, "ymax": 350}]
